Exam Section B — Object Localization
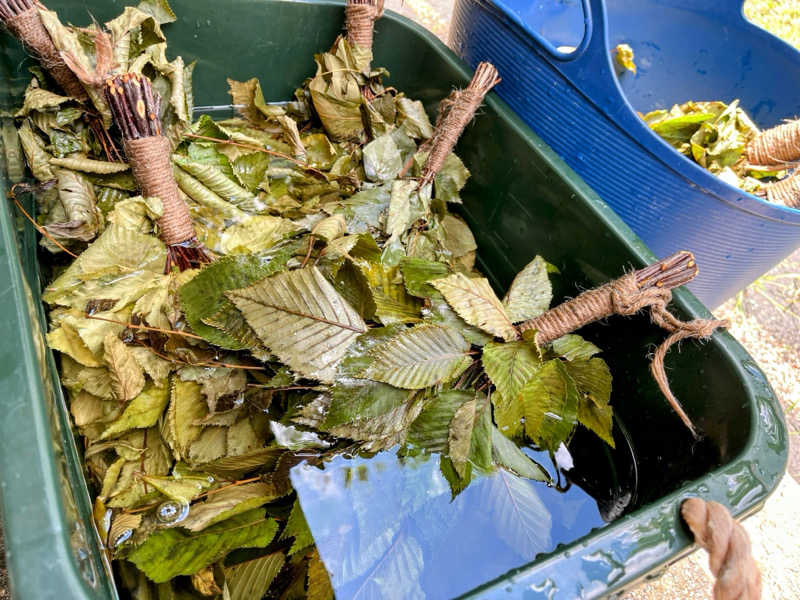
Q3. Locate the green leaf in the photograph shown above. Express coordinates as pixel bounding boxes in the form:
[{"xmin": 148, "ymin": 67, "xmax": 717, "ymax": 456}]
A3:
[
  {"xmin": 308, "ymin": 41, "xmax": 365, "ymax": 142},
  {"xmin": 174, "ymin": 166, "xmax": 246, "ymax": 219},
  {"xmin": 396, "ymin": 97, "xmax": 434, "ymax": 139},
  {"xmin": 550, "ymin": 335, "xmax": 601, "ymax": 362},
  {"xmin": 563, "ymin": 357, "xmax": 614, "ymax": 447},
  {"xmin": 448, "ymin": 399, "xmax": 477, "ymax": 477},
  {"xmin": 180, "ymin": 251, "xmax": 292, "ymax": 349},
  {"xmin": 363, "ymin": 133, "xmax": 403, "ymax": 183},
  {"xmin": 228, "ymin": 267, "xmax": 367, "ymax": 382},
  {"xmin": 280, "ymin": 500, "xmax": 314, "ymax": 555},
  {"xmin": 482, "ymin": 341, "xmax": 544, "ymax": 406},
  {"xmin": 434, "ymin": 154, "xmax": 469, "ymax": 203},
  {"xmin": 401, "ymin": 258, "xmax": 450, "ymax": 299},
  {"xmin": 136, "ymin": 0, "xmax": 177, "ymax": 24},
  {"xmin": 224, "ymin": 552, "xmax": 285, "ymax": 600},
  {"xmin": 232, "ymin": 152, "xmax": 269, "ymax": 193},
  {"xmin": 43, "ymin": 224, "xmax": 165, "ymax": 309},
  {"xmin": 126, "ymin": 509, "xmax": 278, "ymax": 583},
  {"xmin": 407, "ymin": 390, "xmax": 470, "ymax": 452},
  {"xmin": 353, "ymin": 324, "xmax": 472, "ymax": 389},
  {"xmin": 18, "ymin": 120, "xmax": 55, "ymax": 181},
  {"xmin": 103, "ymin": 333, "xmax": 145, "ymax": 401},
  {"xmin": 440, "ymin": 215, "xmax": 477, "ymax": 258},
  {"xmin": 308, "ymin": 550, "xmax": 334, "ymax": 600},
  {"xmin": 518, "ymin": 359, "xmax": 579, "ymax": 452},
  {"xmin": 50, "ymin": 156, "xmax": 129, "ymax": 174},
  {"xmin": 179, "ymin": 482, "xmax": 281, "ymax": 532},
  {"xmin": 503, "ymin": 256, "xmax": 552, "ymax": 322},
  {"xmin": 432, "ymin": 273, "xmax": 519, "ymax": 341},
  {"xmin": 490, "ymin": 427, "xmax": 550, "ymax": 481},
  {"xmin": 139, "ymin": 473, "xmax": 211, "ymax": 504},
  {"xmin": 357, "ymin": 260, "xmax": 422, "ymax": 325},
  {"xmin": 480, "ymin": 470, "xmax": 552, "ymax": 557},
  {"xmin": 100, "ymin": 384, "xmax": 169, "ymax": 440},
  {"xmin": 219, "ymin": 215, "xmax": 299, "ymax": 255},
  {"xmin": 165, "ymin": 379, "xmax": 208, "ymax": 459},
  {"xmin": 16, "ymin": 85, "xmax": 71, "ymax": 115},
  {"xmin": 312, "ymin": 214, "xmax": 347, "ymax": 242},
  {"xmin": 172, "ymin": 154, "xmax": 259, "ymax": 211}
]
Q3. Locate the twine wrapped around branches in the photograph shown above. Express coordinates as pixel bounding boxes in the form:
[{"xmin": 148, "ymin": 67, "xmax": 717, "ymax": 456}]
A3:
[
  {"xmin": 519, "ymin": 251, "xmax": 728, "ymax": 436},
  {"xmin": 0, "ymin": 0, "xmax": 87, "ymax": 101},
  {"xmin": 345, "ymin": 0, "xmax": 383, "ymax": 54},
  {"xmin": 682, "ymin": 498, "xmax": 761, "ymax": 600},
  {"xmin": 104, "ymin": 73, "xmax": 210, "ymax": 271},
  {"xmin": 420, "ymin": 62, "xmax": 501, "ymax": 188},
  {"xmin": 761, "ymin": 170, "xmax": 800, "ymax": 208},
  {"xmin": 747, "ymin": 119, "xmax": 800, "ymax": 168}
]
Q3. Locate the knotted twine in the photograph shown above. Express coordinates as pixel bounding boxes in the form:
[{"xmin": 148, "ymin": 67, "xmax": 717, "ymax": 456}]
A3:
[
  {"xmin": 419, "ymin": 62, "xmax": 501, "ymax": 187},
  {"xmin": 681, "ymin": 498, "xmax": 761, "ymax": 600},
  {"xmin": 762, "ymin": 170, "xmax": 800, "ymax": 208},
  {"xmin": 124, "ymin": 136, "xmax": 195, "ymax": 246},
  {"xmin": 2, "ymin": 5, "xmax": 87, "ymax": 101},
  {"xmin": 747, "ymin": 119, "xmax": 800, "ymax": 167},
  {"xmin": 518, "ymin": 251, "xmax": 728, "ymax": 436},
  {"xmin": 345, "ymin": 0, "xmax": 383, "ymax": 53}
]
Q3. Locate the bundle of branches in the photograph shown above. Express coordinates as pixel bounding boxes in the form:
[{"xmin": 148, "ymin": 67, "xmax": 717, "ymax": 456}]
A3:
[
  {"xmin": 6, "ymin": 1, "xmax": 727, "ymax": 598},
  {"xmin": 642, "ymin": 100, "xmax": 800, "ymax": 207}
]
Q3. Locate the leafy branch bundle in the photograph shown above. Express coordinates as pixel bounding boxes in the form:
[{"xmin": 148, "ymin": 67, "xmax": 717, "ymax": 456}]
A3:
[
  {"xmin": 2, "ymin": 0, "xmax": 724, "ymax": 597},
  {"xmin": 642, "ymin": 100, "xmax": 800, "ymax": 207}
]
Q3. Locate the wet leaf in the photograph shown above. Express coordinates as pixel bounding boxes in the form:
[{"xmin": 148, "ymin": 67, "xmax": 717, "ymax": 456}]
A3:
[
  {"xmin": 432, "ymin": 273, "xmax": 519, "ymax": 341},
  {"xmin": 232, "ymin": 152, "xmax": 269, "ymax": 193},
  {"xmin": 517, "ymin": 359, "xmax": 580, "ymax": 451},
  {"xmin": 550, "ymin": 335, "xmax": 601, "ymax": 362},
  {"xmin": 503, "ymin": 256, "xmax": 552, "ymax": 322},
  {"xmin": 100, "ymin": 384, "xmax": 170, "ymax": 440},
  {"xmin": 448, "ymin": 399, "xmax": 476, "ymax": 477},
  {"xmin": 18, "ymin": 120, "xmax": 55, "ymax": 181},
  {"xmin": 126, "ymin": 508, "xmax": 277, "ymax": 583},
  {"xmin": 401, "ymin": 258, "xmax": 450, "ymax": 299},
  {"xmin": 50, "ymin": 156, "xmax": 129, "ymax": 174},
  {"xmin": 172, "ymin": 154, "xmax": 258, "ymax": 211},
  {"xmin": 180, "ymin": 250, "xmax": 293, "ymax": 349},
  {"xmin": 228, "ymin": 267, "xmax": 366, "ymax": 382},
  {"xmin": 104, "ymin": 333, "xmax": 145, "ymax": 401},
  {"xmin": 363, "ymin": 134, "xmax": 402, "ymax": 183},
  {"xmin": 353, "ymin": 324, "xmax": 472, "ymax": 389},
  {"xmin": 219, "ymin": 216, "xmax": 299, "ymax": 255},
  {"xmin": 224, "ymin": 552, "xmax": 285, "ymax": 600},
  {"xmin": 165, "ymin": 379, "xmax": 208, "ymax": 459},
  {"xmin": 280, "ymin": 499, "xmax": 314, "ymax": 555},
  {"xmin": 397, "ymin": 97, "xmax": 433, "ymax": 139},
  {"xmin": 482, "ymin": 341, "xmax": 543, "ymax": 405},
  {"xmin": 312, "ymin": 214, "xmax": 347, "ymax": 242},
  {"xmin": 48, "ymin": 322, "xmax": 102, "ymax": 367},
  {"xmin": 180, "ymin": 482, "xmax": 281, "ymax": 532},
  {"xmin": 407, "ymin": 390, "xmax": 470, "ymax": 452},
  {"xmin": 136, "ymin": 0, "xmax": 177, "ymax": 24},
  {"xmin": 308, "ymin": 40, "xmax": 365, "ymax": 142},
  {"xmin": 307, "ymin": 550, "xmax": 334, "ymax": 600},
  {"xmin": 434, "ymin": 154, "xmax": 469, "ymax": 204},
  {"xmin": 490, "ymin": 427, "xmax": 549, "ymax": 481}
]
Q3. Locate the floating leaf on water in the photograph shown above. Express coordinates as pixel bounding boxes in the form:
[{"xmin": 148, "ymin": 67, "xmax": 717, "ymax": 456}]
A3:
[
  {"xmin": 482, "ymin": 340, "xmax": 543, "ymax": 411},
  {"xmin": 517, "ymin": 359, "xmax": 580, "ymax": 452},
  {"xmin": 490, "ymin": 427, "xmax": 550, "ymax": 481}
]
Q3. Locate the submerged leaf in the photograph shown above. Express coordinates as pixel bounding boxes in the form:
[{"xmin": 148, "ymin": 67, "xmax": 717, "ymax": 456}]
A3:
[
  {"xmin": 225, "ymin": 552, "xmax": 286, "ymax": 600},
  {"xmin": 126, "ymin": 509, "xmax": 277, "ymax": 583}
]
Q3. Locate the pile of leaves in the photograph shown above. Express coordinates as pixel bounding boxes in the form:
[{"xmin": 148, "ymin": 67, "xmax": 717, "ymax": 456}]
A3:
[
  {"xmin": 6, "ymin": 2, "xmax": 615, "ymax": 597},
  {"xmin": 641, "ymin": 100, "xmax": 785, "ymax": 193}
]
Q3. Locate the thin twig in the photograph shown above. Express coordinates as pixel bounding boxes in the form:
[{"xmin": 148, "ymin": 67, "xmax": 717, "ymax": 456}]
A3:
[
  {"xmin": 83, "ymin": 314, "xmax": 204, "ymax": 340},
  {"xmin": 8, "ymin": 188, "xmax": 79, "ymax": 258}
]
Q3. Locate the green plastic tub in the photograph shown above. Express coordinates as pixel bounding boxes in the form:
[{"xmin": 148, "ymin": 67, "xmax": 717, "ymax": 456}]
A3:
[{"xmin": 0, "ymin": 1, "xmax": 787, "ymax": 598}]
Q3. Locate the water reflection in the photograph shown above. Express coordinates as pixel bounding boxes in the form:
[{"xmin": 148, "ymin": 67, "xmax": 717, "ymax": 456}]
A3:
[{"xmin": 291, "ymin": 428, "xmax": 635, "ymax": 600}]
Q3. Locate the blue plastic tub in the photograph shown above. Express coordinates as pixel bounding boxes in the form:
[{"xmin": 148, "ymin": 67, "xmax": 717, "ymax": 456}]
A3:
[{"xmin": 450, "ymin": 0, "xmax": 800, "ymax": 307}]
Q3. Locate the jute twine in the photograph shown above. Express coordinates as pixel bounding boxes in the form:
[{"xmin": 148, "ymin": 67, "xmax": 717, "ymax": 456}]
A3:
[
  {"xmin": 420, "ymin": 62, "xmax": 501, "ymax": 187},
  {"xmin": 124, "ymin": 137, "xmax": 195, "ymax": 245},
  {"xmin": 518, "ymin": 256, "xmax": 727, "ymax": 436},
  {"xmin": 747, "ymin": 119, "xmax": 800, "ymax": 167},
  {"xmin": 5, "ymin": 7, "xmax": 87, "ymax": 100},
  {"xmin": 762, "ymin": 170, "xmax": 800, "ymax": 208},
  {"xmin": 345, "ymin": 0, "xmax": 383, "ymax": 53},
  {"xmin": 682, "ymin": 498, "xmax": 761, "ymax": 600}
]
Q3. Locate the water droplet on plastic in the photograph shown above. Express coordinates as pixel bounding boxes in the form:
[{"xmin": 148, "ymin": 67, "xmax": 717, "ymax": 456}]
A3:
[{"xmin": 156, "ymin": 500, "xmax": 190, "ymax": 525}]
